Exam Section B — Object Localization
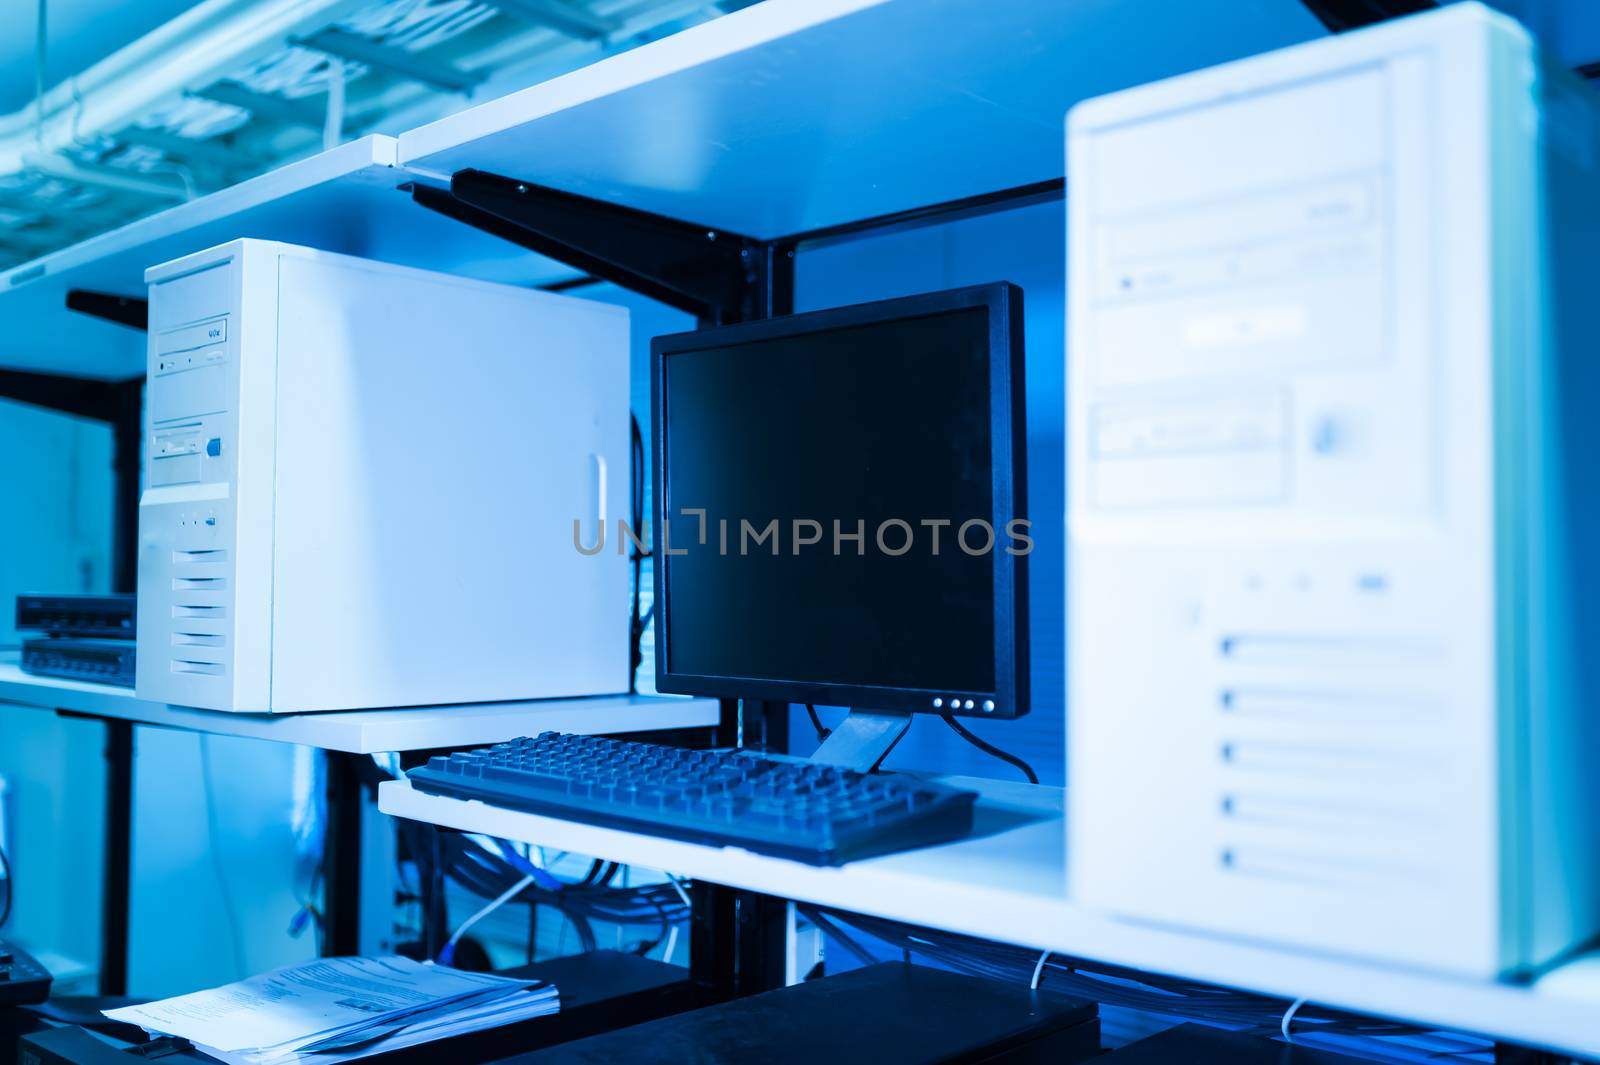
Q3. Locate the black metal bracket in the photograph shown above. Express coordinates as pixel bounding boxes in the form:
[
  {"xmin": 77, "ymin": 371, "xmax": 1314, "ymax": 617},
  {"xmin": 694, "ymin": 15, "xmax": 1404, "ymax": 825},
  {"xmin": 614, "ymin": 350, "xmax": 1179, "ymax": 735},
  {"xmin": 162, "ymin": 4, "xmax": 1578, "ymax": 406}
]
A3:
[
  {"xmin": 1493, "ymin": 1044, "xmax": 1568, "ymax": 1065},
  {"xmin": 0, "ymin": 368, "xmax": 132, "ymax": 423},
  {"xmin": 1300, "ymin": 0, "xmax": 1436, "ymax": 32},
  {"xmin": 410, "ymin": 167, "xmax": 1078, "ymax": 330},
  {"xmin": 65, "ymin": 289, "xmax": 150, "ymax": 331},
  {"xmin": 781, "ymin": 178, "xmax": 1062, "ymax": 253},
  {"xmin": 412, "ymin": 171, "xmax": 782, "ymax": 325}
]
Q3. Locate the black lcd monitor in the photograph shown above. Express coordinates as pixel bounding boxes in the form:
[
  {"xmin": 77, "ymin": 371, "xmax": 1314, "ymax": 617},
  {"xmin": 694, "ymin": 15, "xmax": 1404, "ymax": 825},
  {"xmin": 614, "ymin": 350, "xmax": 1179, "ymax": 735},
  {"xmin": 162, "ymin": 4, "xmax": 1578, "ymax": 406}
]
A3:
[{"xmin": 651, "ymin": 281, "xmax": 1028, "ymax": 721}]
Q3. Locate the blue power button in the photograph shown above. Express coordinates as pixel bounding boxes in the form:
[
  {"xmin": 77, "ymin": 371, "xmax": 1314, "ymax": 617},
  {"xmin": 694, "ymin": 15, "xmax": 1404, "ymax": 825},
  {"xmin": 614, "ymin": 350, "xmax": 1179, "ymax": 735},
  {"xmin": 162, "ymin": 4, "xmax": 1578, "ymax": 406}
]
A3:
[{"xmin": 206, "ymin": 438, "xmax": 222, "ymax": 457}]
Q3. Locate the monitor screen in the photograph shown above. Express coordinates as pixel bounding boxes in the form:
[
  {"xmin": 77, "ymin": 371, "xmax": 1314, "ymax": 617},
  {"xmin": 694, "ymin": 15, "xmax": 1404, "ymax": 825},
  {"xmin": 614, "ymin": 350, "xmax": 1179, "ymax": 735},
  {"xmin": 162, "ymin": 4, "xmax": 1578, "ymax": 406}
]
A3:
[{"xmin": 652, "ymin": 282, "xmax": 1027, "ymax": 718}]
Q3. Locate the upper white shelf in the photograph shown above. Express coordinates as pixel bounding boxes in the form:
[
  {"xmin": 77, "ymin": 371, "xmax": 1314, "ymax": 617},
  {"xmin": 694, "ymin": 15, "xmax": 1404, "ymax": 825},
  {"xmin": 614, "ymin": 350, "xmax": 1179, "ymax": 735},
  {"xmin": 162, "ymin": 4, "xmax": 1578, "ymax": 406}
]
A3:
[
  {"xmin": 0, "ymin": 0, "xmax": 1328, "ymax": 380},
  {"xmin": 380, "ymin": 774, "xmax": 1600, "ymax": 1060},
  {"xmin": 398, "ymin": 0, "xmax": 1325, "ymax": 238},
  {"xmin": 0, "ymin": 136, "xmax": 575, "ymax": 379},
  {"xmin": 0, "ymin": 663, "xmax": 718, "ymax": 754}
]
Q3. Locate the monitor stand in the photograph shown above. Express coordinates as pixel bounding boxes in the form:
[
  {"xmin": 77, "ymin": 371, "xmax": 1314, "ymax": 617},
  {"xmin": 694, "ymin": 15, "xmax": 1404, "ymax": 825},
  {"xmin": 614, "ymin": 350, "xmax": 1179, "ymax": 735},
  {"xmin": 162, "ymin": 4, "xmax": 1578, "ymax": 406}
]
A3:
[{"xmin": 809, "ymin": 709, "xmax": 912, "ymax": 774}]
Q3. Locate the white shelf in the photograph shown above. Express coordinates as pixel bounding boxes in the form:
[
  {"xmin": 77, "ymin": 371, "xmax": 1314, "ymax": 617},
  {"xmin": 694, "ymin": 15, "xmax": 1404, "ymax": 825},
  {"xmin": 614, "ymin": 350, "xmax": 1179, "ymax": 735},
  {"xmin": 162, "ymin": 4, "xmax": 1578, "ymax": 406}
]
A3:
[
  {"xmin": 1, "ymin": 1, "xmax": 1328, "ymax": 380},
  {"xmin": 0, "ymin": 664, "xmax": 718, "ymax": 753},
  {"xmin": 398, "ymin": 0, "xmax": 1324, "ymax": 239},
  {"xmin": 0, "ymin": 136, "xmax": 575, "ymax": 379},
  {"xmin": 380, "ymin": 775, "xmax": 1600, "ymax": 1059}
]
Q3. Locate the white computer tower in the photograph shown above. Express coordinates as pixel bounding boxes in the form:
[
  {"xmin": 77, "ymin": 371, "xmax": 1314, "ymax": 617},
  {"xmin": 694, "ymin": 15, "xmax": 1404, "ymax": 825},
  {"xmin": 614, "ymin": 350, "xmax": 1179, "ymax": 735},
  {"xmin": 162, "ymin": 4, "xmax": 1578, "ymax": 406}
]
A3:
[
  {"xmin": 1066, "ymin": 4, "xmax": 1600, "ymax": 977},
  {"xmin": 137, "ymin": 239, "xmax": 630, "ymax": 712}
]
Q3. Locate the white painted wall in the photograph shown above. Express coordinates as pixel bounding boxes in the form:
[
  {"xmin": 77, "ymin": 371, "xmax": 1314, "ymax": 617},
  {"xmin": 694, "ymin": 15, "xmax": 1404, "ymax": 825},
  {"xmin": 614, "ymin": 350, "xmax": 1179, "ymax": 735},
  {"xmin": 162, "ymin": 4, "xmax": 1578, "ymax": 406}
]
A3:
[{"xmin": 128, "ymin": 732, "xmax": 318, "ymax": 996}]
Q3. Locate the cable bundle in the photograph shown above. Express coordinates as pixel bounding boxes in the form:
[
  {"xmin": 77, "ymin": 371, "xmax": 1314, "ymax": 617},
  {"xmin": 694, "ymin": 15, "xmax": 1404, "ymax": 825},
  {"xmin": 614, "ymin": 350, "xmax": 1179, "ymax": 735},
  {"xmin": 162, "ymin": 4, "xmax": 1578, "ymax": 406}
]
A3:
[{"xmin": 397, "ymin": 817, "xmax": 688, "ymax": 960}]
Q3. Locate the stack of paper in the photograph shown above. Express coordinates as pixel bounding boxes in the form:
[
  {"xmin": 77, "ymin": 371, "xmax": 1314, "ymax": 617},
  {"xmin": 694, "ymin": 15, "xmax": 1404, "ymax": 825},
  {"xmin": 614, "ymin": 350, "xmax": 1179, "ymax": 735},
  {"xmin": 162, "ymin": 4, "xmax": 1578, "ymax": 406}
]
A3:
[{"xmin": 104, "ymin": 956, "xmax": 559, "ymax": 1064}]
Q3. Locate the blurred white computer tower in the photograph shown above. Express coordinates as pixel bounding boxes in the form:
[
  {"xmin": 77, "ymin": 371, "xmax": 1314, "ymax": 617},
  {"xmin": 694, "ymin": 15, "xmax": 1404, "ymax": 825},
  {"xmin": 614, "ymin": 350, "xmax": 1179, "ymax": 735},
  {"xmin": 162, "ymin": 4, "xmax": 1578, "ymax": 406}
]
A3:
[
  {"xmin": 1066, "ymin": 3, "xmax": 1600, "ymax": 976},
  {"xmin": 137, "ymin": 239, "xmax": 629, "ymax": 712}
]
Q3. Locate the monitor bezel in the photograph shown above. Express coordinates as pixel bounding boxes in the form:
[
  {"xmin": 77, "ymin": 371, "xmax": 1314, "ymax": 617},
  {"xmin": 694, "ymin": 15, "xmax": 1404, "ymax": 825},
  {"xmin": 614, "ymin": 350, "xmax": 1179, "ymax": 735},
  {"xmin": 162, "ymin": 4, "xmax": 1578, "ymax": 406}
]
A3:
[{"xmin": 650, "ymin": 281, "xmax": 1029, "ymax": 720}]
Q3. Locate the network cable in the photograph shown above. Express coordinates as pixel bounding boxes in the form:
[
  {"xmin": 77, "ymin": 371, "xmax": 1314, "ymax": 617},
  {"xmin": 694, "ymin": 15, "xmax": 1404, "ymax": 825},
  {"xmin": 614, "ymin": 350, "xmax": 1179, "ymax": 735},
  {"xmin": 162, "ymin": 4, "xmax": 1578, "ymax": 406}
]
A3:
[
  {"xmin": 440, "ymin": 874, "xmax": 536, "ymax": 967},
  {"xmin": 394, "ymin": 814, "xmax": 688, "ymax": 966}
]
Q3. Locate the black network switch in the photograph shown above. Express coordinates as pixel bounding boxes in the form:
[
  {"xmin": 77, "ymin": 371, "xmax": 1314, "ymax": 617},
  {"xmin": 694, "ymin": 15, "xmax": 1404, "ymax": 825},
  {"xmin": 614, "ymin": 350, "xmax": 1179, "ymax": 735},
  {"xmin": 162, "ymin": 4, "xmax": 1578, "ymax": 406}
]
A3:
[
  {"xmin": 21, "ymin": 637, "xmax": 136, "ymax": 688},
  {"xmin": 15, "ymin": 593, "xmax": 135, "ymax": 638}
]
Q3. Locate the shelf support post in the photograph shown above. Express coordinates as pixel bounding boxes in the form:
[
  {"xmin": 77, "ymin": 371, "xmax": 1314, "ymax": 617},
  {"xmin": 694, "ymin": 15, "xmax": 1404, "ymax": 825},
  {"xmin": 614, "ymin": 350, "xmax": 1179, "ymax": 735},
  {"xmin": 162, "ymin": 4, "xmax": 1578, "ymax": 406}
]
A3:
[
  {"xmin": 323, "ymin": 752, "xmax": 366, "ymax": 956},
  {"xmin": 100, "ymin": 718, "xmax": 134, "ymax": 994}
]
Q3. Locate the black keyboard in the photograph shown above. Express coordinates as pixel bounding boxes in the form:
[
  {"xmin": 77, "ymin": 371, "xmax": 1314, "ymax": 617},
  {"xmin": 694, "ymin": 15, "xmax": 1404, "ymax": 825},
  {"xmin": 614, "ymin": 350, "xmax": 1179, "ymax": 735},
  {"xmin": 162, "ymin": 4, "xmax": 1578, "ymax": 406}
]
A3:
[
  {"xmin": 407, "ymin": 732, "xmax": 978, "ymax": 866},
  {"xmin": 0, "ymin": 936, "xmax": 52, "ymax": 1006}
]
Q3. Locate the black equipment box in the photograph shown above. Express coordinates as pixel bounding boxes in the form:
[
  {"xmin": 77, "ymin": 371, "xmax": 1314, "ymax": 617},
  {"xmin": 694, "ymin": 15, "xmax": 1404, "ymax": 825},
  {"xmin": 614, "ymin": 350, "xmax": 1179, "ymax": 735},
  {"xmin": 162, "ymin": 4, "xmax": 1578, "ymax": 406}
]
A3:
[
  {"xmin": 495, "ymin": 962, "xmax": 1099, "ymax": 1065},
  {"xmin": 21, "ymin": 639, "xmax": 135, "ymax": 688},
  {"xmin": 15, "ymin": 595, "xmax": 134, "ymax": 639}
]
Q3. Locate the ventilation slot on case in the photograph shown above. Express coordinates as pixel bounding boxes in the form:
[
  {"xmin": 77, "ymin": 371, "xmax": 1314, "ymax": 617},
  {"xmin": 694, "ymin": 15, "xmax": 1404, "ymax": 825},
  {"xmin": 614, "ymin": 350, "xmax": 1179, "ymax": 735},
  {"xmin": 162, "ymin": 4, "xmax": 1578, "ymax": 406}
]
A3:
[
  {"xmin": 171, "ymin": 659, "xmax": 225, "ymax": 676},
  {"xmin": 1218, "ymin": 844, "xmax": 1432, "ymax": 889},
  {"xmin": 173, "ymin": 632, "xmax": 225, "ymax": 648},
  {"xmin": 172, "ymin": 576, "xmax": 227, "ymax": 591},
  {"xmin": 173, "ymin": 605, "xmax": 226, "ymax": 619},
  {"xmin": 174, "ymin": 548, "xmax": 228, "ymax": 563},
  {"xmin": 1218, "ymin": 633, "xmax": 1442, "ymax": 666},
  {"xmin": 1220, "ymin": 687, "xmax": 1440, "ymax": 722},
  {"xmin": 1218, "ymin": 739, "xmax": 1437, "ymax": 778}
]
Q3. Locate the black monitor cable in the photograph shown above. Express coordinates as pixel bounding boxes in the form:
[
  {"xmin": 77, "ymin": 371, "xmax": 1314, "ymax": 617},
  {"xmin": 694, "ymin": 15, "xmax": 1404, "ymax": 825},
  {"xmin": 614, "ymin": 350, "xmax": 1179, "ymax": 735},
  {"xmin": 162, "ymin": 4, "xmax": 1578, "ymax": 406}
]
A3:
[
  {"xmin": 0, "ymin": 844, "xmax": 12, "ymax": 927},
  {"xmin": 628, "ymin": 414, "xmax": 647, "ymax": 694},
  {"xmin": 941, "ymin": 715, "xmax": 1038, "ymax": 784},
  {"xmin": 805, "ymin": 704, "xmax": 831, "ymax": 743}
]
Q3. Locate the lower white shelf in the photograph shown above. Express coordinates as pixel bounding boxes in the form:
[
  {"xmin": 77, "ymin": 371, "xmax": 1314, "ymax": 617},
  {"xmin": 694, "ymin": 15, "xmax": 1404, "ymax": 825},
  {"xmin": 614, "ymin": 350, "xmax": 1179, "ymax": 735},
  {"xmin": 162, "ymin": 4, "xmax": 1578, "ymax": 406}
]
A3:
[
  {"xmin": 0, "ymin": 663, "xmax": 719, "ymax": 753},
  {"xmin": 379, "ymin": 774, "xmax": 1600, "ymax": 1058}
]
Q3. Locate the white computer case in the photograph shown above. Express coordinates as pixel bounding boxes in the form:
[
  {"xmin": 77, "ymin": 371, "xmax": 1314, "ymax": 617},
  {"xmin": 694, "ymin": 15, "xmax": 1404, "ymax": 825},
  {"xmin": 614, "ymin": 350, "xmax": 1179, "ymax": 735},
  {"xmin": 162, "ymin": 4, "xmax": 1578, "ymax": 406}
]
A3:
[
  {"xmin": 137, "ymin": 239, "xmax": 630, "ymax": 712},
  {"xmin": 1066, "ymin": 4, "xmax": 1600, "ymax": 977}
]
